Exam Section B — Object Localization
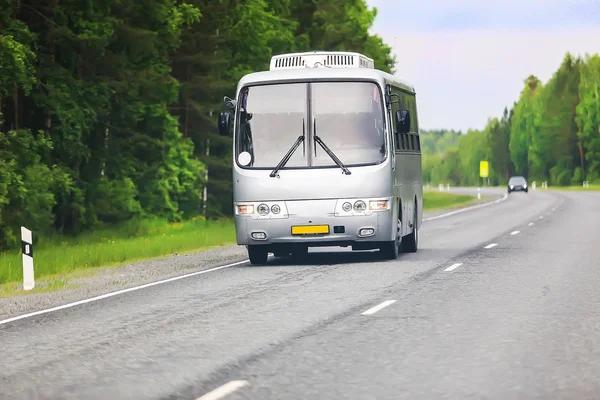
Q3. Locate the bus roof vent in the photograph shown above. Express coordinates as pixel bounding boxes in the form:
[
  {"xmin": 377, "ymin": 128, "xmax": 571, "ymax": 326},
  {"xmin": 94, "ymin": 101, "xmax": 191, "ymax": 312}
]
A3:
[{"xmin": 269, "ymin": 51, "xmax": 375, "ymax": 71}]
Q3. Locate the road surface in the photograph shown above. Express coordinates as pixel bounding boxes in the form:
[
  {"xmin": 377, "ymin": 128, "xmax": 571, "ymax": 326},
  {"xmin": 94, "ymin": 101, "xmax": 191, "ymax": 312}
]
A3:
[{"xmin": 2, "ymin": 188, "xmax": 600, "ymax": 400}]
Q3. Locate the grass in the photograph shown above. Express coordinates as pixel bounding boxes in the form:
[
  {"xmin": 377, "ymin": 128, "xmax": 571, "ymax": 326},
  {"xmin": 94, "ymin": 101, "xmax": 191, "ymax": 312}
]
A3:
[
  {"xmin": 546, "ymin": 184, "xmax": 600, "ymax": 191},
  {"xmin": 423, "ymin": 191, "xmax": 476, "ymax": 211},
  {"xmin": 0, "ymin": 191, "xmax": 477, "ymax": 289},
  {"xmin": 0, "ymin": 217, "xmax": 235, "ymax": 286}
]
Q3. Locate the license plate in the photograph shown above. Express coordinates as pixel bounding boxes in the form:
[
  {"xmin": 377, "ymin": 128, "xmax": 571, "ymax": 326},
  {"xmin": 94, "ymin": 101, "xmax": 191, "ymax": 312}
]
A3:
[{"xmin": 291, "ymin": 225, "xmax": 329, "ymax": 235}]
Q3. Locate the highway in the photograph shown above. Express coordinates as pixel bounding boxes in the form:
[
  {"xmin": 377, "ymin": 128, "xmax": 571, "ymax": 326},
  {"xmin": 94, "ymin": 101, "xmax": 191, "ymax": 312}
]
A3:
[{"xmin": 2, "ymin": 188, "xmax": 600, "ymax": 400}]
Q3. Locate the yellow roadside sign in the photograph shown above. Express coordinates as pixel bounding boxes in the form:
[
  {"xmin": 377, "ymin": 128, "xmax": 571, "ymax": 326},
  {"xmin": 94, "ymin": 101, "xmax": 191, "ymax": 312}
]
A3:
[{"xmin": 479, "ymin": 161, "xmax": 489, "ymax": 178}]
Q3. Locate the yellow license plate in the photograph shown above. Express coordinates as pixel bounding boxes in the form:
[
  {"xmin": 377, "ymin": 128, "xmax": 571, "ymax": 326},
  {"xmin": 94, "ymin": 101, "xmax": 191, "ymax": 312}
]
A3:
[{"xmin": 291, "ymin": 225, "xmax": 329, "ymax": 235}]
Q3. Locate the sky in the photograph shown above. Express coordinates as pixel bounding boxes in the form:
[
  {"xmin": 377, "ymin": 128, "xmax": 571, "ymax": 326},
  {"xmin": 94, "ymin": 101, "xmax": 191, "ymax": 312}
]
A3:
[{"xmin": 366, "ymin": 0, "xmax": 600, "ymax": 132}]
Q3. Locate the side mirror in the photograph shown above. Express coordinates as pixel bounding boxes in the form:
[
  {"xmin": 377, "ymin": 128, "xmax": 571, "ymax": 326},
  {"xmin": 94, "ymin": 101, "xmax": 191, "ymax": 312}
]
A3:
[
  {"xmin": 224, "ymin": 96, "xmax": 237, "ymax": 109},
  {"xmin": 218, "ymin": 112, "xmax": 231, "ymax": 136},
  {"xmin": 395, "ymin": 109, "xmax": 410, "ymax": 134}
]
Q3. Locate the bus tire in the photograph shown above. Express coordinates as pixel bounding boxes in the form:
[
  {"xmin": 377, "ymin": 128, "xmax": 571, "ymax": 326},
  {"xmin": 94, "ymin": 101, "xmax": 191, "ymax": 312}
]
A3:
[
  {"xmin": 248, "ymin": 245, "xmax": 268, "ymax": 265},
  {"xmin": 402, "ymin": 206, "xmax": 418, "ymax": 253},
  {"xmin": 380, "ymin": 214, "xmax": 402, "ymax": 259},
  {"xmin": 380, "ymin": 240, "xmax": 399, "ymax": 259}
]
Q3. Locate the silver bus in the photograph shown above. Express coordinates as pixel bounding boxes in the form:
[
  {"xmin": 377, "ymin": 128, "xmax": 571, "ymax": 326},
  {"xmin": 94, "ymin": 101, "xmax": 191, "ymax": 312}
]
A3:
[{"xmin": 218, "ymin": 51, "xmax": 423, "ymax": 265}]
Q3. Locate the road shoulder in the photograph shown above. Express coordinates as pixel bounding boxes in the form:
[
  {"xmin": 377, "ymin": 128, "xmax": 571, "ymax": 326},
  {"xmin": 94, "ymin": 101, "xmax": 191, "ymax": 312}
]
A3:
[{"xmin": 0, "ymin": 191, "xmax": 504, "ymax": 320}]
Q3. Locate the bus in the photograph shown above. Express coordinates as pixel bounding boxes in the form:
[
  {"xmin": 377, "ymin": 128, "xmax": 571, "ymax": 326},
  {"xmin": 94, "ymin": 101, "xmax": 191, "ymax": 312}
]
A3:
[{"xmin": 217, "ymin": 51, "xmax": 423, "ymax": 265}]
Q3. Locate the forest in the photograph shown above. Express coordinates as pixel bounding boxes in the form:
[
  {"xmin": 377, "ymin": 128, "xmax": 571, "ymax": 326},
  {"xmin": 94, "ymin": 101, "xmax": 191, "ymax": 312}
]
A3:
[
  {"xmin": 423, "ymin": 53, "xmax": 600, "ymax": 188},
  {"xmin": 0, "ymin": 0, "xmax": 395, "ymax": 250}
]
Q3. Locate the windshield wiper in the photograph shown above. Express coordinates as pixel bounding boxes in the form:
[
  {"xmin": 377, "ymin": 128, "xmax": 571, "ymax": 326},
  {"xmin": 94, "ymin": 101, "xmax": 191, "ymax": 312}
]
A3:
[
  {"xmin": 313, "ymin": 119, "xmax": 351, "ymax": 175},
  {"xmin": 270, "ymin": 119, "xmax": 305, "ymax": 177}
]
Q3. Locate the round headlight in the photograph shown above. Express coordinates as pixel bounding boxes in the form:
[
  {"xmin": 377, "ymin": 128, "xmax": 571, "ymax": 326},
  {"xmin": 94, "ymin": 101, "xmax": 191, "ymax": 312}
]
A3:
[
  {"xmin": 257, "ymin": 203, "xmax": 269, "ymax": 215},
  {"xmin": 342, "ymin": 202, "xmax": 352, "ymax": 212},
  {"xmin": 354, "ymin": 200, "xmax": 366, "ymax": 212},
  {"xmin": 271, "ymin": 204, "xmax": 280, "ymax": 214}
]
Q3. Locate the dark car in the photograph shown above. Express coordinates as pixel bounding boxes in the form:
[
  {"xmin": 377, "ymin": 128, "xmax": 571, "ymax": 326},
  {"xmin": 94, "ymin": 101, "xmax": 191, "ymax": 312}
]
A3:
[{"xmin": 508, "ymin": 176, "xmax": 528, "ymax": 193}]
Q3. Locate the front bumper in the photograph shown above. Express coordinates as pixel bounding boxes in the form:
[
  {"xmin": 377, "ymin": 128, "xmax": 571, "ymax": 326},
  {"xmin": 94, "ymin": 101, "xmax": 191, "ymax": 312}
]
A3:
[
  {"xmin": 508, "ymin": 185, "xmax": 528, "ymax": 192},
  {"xmin": 234, "ymin": 207, "xmax": 394, "ymax": 248}
]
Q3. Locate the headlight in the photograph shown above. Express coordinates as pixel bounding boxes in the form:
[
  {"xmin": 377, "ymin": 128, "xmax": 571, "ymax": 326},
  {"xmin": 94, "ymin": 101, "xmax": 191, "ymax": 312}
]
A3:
[
  {"xmin": 237, "ymin": 204, "xmax": 254, "ymax": 214},
  {"xmin": 257, "ymin": 203, "xmax": 269, "ymax": 216},
  {"xmin": 369, "ymin": 200, "xmax": 388, "ymax": 210},
  {"xmin": 510, "ymin": 185, "xmax": 514, "ymax": 189},
  {"xmin": 353, "ymin": 200, "xmax": 366, "ymax": 212},
  {"xmin": 523, "ymin": 184, "xmax": 527, "ymax": 188},
  {"xmin": 342, "ymin": 202, "xmax": 352, "ymax": 212},
  {"xmin": 271, "ymin": 204, "xmax": 280, "ymax": 214}
]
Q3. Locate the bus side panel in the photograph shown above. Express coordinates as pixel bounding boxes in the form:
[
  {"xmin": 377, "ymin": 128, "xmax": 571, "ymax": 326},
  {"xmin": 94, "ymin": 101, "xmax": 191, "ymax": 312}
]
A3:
[{"xmin": 393, "ymin": 152, "xmax": 421, "ymax": 235}]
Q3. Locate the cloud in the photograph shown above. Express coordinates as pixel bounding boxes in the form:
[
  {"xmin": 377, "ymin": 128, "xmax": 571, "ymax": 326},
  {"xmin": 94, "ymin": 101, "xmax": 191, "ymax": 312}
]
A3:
[{"xmin": 366, "ymin": 0, "xmax": 600, "ymax": 131}]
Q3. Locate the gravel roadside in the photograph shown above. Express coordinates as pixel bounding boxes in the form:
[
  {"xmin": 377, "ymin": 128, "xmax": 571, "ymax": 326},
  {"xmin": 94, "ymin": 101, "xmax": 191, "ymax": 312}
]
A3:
[{"xmin": 0, "ymin": 193, "xmax": 503, "ymax": 320}]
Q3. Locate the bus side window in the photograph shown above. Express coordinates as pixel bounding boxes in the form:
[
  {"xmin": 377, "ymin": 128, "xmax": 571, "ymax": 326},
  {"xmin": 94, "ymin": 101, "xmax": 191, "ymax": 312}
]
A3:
[
  {"xmin": 392, "ymin": 88, "xmax": 404, "ymax": 152},
  {"xmin": 389, "ymin": 108, "xmax": 400, "ymax": 151}
]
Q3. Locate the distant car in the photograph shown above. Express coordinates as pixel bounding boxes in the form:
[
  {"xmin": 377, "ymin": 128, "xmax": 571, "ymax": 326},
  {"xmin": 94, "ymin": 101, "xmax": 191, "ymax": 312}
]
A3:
[{"xmin": 508, "ymin": 176, "xmax": 528, "ymax": 193}]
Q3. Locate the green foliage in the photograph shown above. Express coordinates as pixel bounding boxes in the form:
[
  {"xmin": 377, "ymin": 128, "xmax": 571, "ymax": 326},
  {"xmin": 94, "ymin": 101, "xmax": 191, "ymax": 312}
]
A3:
[
  {"xmin": 576, "ymin": 54, "xmax": 600, "ymax": 182},
  {"xmin": 0, "ymin": 25, "xmax": 37, "ymax": 95},
  {"xmin": 0, "ymin": 130, "xmax": 72, "ymax": 249},
  {"xmin": 0, "ymin": 0, "xmax": 394, "ymax": 252},
  {"xmin": 428, "ymin": 52, "xmax": 600, "ymax": 188}
]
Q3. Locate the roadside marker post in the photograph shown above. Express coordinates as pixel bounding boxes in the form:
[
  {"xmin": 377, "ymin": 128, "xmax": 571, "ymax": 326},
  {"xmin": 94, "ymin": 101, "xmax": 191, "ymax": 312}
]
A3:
[
  {"xmin": 21, "ymin": 226, "xmax": 35, "ymax": 291},
  {"xmin": 477, "ymin": 187, "xmax": 481, "ymax": 200}
]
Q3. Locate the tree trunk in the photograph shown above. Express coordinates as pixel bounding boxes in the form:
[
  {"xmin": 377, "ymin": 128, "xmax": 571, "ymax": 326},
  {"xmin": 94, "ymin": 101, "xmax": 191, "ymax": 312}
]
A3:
[
  {"xmin": 594, "ymin": 83, "xmax": 600, "ymax": 135},
  {"xmin": 44, "ymin": 0, "xmax": 61, "ymax": 137},
  {"xmin": 76, "ymin": 50, "xmax": 83, "ymax": 79},
  {"xmin": 13, "ymin": 83, "xmax": 19, "ymax": 130},
  {"xmin": 183, "ymin": 65, "xmax": 191, "ymax": 140},
  {"xmin": 203, "ymin": 137, "xmax": 210, "ymax": 217},
  {"xmin": 579, "ymin": 129, "xmax": 586, "ymax": 173}
]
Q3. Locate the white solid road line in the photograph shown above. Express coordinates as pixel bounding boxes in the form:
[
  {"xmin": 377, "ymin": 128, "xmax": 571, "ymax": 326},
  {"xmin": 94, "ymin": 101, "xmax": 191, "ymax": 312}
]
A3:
[
  {"xmin": 362, "ymin": 300, "xmax": 397, "ymax": 315},
  {"xmin": 423, "ymin": 193, "xmax": 508, "ymax": 222},
  {"xmin": 0, "ymin": 260, "xmax": 249, "ymax": 326},
  {"xmin": 196, "ymin": 380, "xmax": 249, "ymax": 400},
  {"xmin": 510, "ymin": 230, "xmax": 520, "ymax": 235},
  {"xmin": 444, "ymin": 263, "xmax": 462, "ymax": 272},
  {"xmin": 0, "ymin": 191, "xmax": 509, "ymax": 326},
  {"xmin": 484, "ymin": 243, "xmax": 498, "ymax": 249}
]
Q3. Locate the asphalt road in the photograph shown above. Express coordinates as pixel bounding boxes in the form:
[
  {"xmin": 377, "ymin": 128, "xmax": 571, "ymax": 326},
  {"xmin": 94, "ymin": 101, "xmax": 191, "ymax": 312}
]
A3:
[{"xmin": 2, "ymin": 187, "xmax": 600, "ymax": 400}]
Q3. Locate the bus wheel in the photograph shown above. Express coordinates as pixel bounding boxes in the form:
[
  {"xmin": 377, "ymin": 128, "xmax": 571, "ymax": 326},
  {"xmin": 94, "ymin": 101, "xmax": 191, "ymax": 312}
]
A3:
[
  {"xmin": 380, "ymin": 216, "xmax": 401, "ymax": 259},
  {"xmin": 248, "ymin": 245, "xmax": 268, "ymax": 265},
  {"xmin": 380, "ymin": 241, "xmax": 399, "ymax": 259},
  {"xmin": 402, "ymin": 206, "xmax": 418, "ymax": 253}
]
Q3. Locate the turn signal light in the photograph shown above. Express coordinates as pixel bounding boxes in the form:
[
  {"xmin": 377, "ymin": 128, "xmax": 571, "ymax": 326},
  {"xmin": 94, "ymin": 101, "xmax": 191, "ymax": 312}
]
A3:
[
  {"xmin": 237, "ymin": 204, "xmax": 254, "ymax": 214},
  {"xmin": 369, "ymin": 200, "xmax": 388, "ymax": 210}
]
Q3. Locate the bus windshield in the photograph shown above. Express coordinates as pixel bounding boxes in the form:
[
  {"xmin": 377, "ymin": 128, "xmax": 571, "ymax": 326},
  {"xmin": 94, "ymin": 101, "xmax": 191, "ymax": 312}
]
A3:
[{"xmin": 235, "ymin": 81, "xmax": 386, "ymax": 169}]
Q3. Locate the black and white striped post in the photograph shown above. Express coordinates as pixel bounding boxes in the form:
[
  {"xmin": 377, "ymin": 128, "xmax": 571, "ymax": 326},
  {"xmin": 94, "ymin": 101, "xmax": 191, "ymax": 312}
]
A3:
[{"xmin": 21, "ymin": 226, "xmax": 35, "ymax": 290}]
